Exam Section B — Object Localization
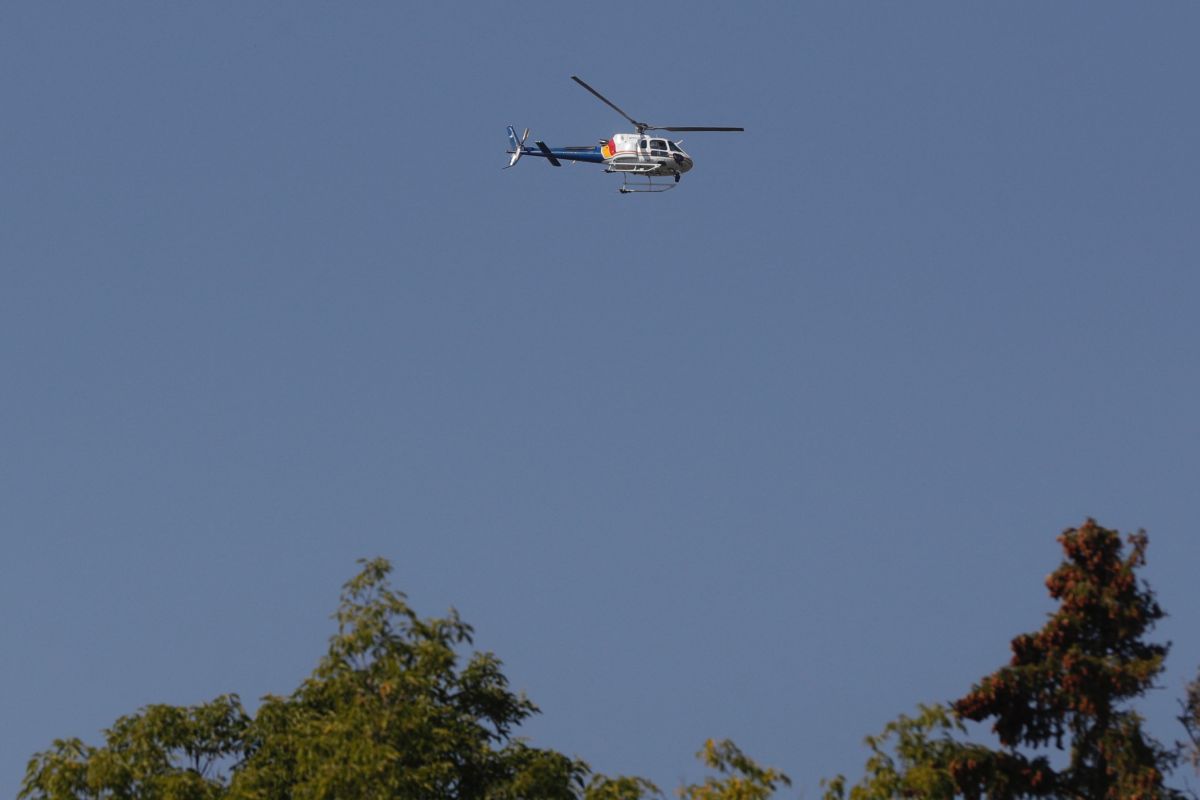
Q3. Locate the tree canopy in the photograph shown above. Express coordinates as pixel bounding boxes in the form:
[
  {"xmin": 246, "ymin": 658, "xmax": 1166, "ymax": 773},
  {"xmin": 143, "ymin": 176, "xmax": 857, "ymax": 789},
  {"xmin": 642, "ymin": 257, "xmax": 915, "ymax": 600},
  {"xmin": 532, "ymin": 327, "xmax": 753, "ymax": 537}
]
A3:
[{"xmin": 22, "ymin": 522, "xmax": 1200, "ymax": 799}]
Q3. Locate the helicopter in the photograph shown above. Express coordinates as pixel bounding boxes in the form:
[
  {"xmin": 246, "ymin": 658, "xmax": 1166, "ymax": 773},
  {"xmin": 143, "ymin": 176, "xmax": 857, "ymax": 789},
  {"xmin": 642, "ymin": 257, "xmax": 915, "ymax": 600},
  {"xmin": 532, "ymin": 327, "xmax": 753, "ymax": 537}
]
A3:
[{"xmin": 505, "ymin": 76, "xmax": 744, "ymax": 194}]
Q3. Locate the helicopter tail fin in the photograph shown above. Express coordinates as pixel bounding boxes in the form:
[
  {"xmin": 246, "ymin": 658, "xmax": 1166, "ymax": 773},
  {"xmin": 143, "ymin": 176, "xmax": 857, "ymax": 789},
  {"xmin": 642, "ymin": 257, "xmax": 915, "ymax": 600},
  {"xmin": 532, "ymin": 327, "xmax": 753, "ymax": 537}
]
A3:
[{"xmin": 505, "ymin": 126, "xmax": 530, "ymax": 168}]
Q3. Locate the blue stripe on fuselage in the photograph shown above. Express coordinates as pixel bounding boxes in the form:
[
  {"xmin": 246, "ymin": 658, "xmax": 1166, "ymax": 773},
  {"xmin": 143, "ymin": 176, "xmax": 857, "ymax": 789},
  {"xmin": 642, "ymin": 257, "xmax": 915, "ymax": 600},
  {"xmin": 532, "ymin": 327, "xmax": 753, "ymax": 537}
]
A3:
[{"xmin": 521, "ymin": 146, "xmax": 605, "ymax": 164}]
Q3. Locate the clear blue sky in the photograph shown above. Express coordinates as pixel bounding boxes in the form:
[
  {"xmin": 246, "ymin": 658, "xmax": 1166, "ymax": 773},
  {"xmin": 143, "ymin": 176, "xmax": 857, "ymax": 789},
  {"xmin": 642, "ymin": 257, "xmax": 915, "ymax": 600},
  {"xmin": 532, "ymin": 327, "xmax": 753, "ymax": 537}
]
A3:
[{"xmin": 3, "ymin": 2, "xmax": 1198, "ymax": 795}]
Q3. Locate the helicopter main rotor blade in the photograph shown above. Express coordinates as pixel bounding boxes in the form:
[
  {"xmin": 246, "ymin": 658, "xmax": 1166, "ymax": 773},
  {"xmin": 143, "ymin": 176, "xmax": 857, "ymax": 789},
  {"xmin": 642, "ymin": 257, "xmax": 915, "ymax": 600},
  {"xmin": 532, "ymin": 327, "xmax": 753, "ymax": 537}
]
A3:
[
  {"xmin": 656, "ymin": 126, "xmax": 745, "ymax": 132},
  {"xmin": 571, "ymin": 75, "xmax": 646, "ymax": 129}
]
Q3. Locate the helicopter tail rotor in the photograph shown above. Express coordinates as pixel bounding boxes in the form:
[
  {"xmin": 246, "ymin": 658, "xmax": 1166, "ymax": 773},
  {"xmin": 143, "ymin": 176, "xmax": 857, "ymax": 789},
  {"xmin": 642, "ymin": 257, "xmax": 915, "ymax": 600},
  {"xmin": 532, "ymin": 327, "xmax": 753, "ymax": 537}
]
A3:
[{"xmin": 505, "ymin": 126, "xmax": 530, "ymax": 168}]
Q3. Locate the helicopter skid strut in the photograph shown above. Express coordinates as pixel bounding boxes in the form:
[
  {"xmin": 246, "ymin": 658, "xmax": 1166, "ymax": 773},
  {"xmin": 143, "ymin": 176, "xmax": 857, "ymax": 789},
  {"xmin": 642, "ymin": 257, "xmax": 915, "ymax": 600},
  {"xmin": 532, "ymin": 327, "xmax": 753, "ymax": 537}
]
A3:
[{"xmin": 614, "ymin": 173, "xmax": 679, "ymax": 194}]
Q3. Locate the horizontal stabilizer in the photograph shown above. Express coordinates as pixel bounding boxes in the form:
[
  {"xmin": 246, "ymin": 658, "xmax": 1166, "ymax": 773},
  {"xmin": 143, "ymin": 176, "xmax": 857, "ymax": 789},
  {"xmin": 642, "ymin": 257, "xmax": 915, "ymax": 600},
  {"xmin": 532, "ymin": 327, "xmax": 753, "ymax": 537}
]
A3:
[{"xmin": 535, "ymin": 141, "xmax": 562, "ymax": 167}]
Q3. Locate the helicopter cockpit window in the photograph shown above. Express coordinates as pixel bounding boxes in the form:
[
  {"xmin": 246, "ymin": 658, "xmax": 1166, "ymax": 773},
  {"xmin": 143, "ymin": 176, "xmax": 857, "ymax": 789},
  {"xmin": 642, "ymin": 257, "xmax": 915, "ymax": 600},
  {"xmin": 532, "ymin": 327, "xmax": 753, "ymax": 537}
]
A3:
[
  {"xmin": 668, "ymin": 141, "xmax": 683, "ymax": 153},
  {"xmin": 650, "ymin": 139, "xmax": 668, "ymax": 154}
]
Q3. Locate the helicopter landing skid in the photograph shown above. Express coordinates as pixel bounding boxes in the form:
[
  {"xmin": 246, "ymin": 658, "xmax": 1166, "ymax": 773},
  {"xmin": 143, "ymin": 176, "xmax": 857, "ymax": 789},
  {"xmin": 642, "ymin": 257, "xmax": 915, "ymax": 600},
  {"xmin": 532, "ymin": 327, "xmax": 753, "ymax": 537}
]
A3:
[{"xmin": 616, "ymin": 173, "xmax": 678, "ymax": 194}]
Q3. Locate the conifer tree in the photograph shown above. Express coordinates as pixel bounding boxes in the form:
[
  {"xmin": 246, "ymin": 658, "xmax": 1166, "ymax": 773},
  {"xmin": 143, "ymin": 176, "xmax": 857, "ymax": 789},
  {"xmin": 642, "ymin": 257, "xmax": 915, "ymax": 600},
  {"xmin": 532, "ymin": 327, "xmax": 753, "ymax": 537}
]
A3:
[
  {"xmin": 1180, "ymin": 669, "xmax": 1200, "ymax": 777},
  {"xmin": 949, "ymin": 520, "xmax": 1180, "ymax": 799},
  {"xmin": 826, "ymin": 520, "xmax": 1185, "ymax": 799}
]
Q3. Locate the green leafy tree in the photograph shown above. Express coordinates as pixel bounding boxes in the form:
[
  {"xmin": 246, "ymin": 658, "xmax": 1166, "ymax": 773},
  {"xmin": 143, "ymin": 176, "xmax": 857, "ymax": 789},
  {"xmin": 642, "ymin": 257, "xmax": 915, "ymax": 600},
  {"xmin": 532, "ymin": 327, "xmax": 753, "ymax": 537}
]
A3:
[
  {"xmin": 228, "ymin": 557, "xmax": 588, "ymax": 800},
  {"xmin": 582, "ymin": 775, "xmax": 663, "ymax": 800},
  {"xmin": 20, "ymin": 695, "xmax": 249, "ymax": 800},
  {"xmin": 580, "ymin": 740, "xmax": 788, "ymax": 800},
  {"xmin": 21, "ymin": 560, "xmax": 588, "ymax": 800},
  {"xmin": 22, "ymin": 558, "xmax": 786, "ymax": 800},
  {"xmin": 821, "ymin": 704, "xmax": 962, "ymax": 800},
  {"xmin": 677, "ymin": 739, "xmax": 790, "ymax": 800}
]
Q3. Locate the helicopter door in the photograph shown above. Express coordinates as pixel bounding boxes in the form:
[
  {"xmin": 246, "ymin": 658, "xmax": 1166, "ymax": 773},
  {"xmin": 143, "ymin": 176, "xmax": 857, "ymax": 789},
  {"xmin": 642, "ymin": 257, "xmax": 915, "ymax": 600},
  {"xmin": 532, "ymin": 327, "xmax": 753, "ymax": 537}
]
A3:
[{"xmin": 648, "ymin": 138, "xmax": 669, "ymax": 160}]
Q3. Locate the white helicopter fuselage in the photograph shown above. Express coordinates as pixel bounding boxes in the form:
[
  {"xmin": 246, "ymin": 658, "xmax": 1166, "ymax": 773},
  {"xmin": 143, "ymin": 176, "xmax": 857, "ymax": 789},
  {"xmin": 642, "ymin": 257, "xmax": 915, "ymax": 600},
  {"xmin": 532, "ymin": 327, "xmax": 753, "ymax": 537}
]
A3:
[{"xmin": 602, "ymin": 133, "xmax": 694, "ymax": 176}]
